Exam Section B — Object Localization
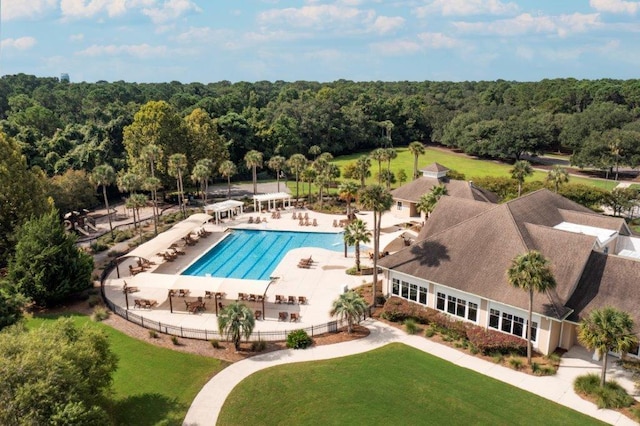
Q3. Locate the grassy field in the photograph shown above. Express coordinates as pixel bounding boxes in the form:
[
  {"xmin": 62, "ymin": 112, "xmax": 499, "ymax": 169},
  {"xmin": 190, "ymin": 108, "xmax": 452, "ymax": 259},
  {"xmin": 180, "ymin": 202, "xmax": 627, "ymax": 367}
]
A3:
[
  {"xmin": 331, "ymin": 147, "xmax": 619, "ymax": 191},
  {"xmin": 218, "ymin": 343, "xmax": 604, "ymax": 425},
  {"xmin": 29, "ymin": 314, "xmax": 226, "ymax": 426}
]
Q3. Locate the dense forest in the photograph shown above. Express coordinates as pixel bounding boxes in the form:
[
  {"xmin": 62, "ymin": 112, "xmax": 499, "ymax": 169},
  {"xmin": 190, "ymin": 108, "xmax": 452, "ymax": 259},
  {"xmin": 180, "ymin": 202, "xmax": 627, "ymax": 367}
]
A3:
[{"xmin": 2, "ymin": 74, "xmax": 640, "ymax": 178}]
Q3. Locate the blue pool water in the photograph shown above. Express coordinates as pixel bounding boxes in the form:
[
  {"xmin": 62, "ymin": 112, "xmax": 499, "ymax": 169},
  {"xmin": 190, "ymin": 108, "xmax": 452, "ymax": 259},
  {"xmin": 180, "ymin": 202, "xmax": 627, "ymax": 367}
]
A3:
[{"xmin": 181, "ymin": 229, "xmax": 345, "ymax": 280}]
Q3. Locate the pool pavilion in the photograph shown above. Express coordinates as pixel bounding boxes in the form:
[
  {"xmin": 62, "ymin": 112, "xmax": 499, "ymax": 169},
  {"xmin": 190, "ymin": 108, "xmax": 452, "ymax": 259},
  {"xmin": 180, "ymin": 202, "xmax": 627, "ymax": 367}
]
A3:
[{"xmin": 253, "ymin": 192, "xmax": 292, "ymax": 212}]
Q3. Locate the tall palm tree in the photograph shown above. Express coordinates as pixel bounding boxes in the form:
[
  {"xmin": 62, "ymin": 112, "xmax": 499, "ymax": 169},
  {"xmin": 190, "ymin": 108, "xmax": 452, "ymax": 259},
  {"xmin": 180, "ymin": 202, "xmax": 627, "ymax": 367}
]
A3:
[
  {"xmin": 301, "ymin": 166, "xmax": 317, "ymax": 203},
  {"xmin": 359, "ymin": 184, "xmax": 393, "ymax": 307},
  {"xmin": 330, "ymin": 291, "xmax": 368, "ymax": 334},
  {"xmin": 217, "ymin": 302, "xmax": 255, "ymax": 351},
  {"xmin": 506, "ymin": 250, "xmax": 557, "ymax": 365},
  {"xmin": 343, "ymin": 219, "xmax": 371, "ymax": 272},
  {"xmin": 117, "ymin": 171, "xmax": 143, "ymax": 218},
  {"xmin": 408, "ymin": 141, "xmax": 426, "ymax": 180},
  {"xmin": 168, "ymin": 153, "xmax": 188, "ymax": 217},
  {"xmin": 127, "ymin": 193, "xmax": 148, "ymax": 243},
  {"xmin": 338, "ymin": 181, "xmax": 359, "ymax": 218},
  {"xmin": 546, "ymin": 165, "xmax": 569, "ymax": 193},
  {"xmin": 416, "ymin": 184, "xmax": 448, "ymax": 219},
  {"xmin": 91, "ymin": 164, "xmax": 115, "ymax": 238},
  {"xmin": 308, "ymin": 145, "xmax": 321, "ymax": 160},
  {"xmin": 287, "ymin": 153, "xmax": 307, "ymax": 205},
  {"xmin": 268, "ymin": 155, "xmax": 287, "ymax": 193},
  {"xmin": 191, "ymin": 162, "xmax": 211, "ymax": 205},
  {"xmin": 244, "ymin": 150, "xmax": 263, "ymax": 195},
  {"xmin": 218, "ymin": 160, "xmax": 237, "ymax": 199},
  {"xmin": 353, "ymin": 155, "xmax": 371, "ymax": 188},
  {"xmin": 143, "ymin": 176, "xmax": 162, "ymax": 234},
  {"xmin": 510, "ymin": 160, "xmax": 533, "ymax": 198},
  {"xmin": 384, "ymin": 147, "xmax": 397, "ymax": 189},
  {"xmin": 370, "ymin": 148, "xmax": 388, "ymax": 185},
  {"xmin": 140, "ymin": 144, "xmax": 163, "ymax": 234},
  {"xmin": 578, "ymin": 307, "xmax": 637, "ymax": 387}
]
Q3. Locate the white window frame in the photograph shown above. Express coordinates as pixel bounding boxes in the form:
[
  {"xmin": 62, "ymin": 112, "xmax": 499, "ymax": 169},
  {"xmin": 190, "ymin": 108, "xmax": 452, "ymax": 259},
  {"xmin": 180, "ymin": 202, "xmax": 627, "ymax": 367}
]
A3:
[
  {"xmin": 487, "ymin": 303, "xmax": 538, "ymax": 343},
  {"xmin": 434, "ymin": 287, "xmax": 480, "ymax": 324}
]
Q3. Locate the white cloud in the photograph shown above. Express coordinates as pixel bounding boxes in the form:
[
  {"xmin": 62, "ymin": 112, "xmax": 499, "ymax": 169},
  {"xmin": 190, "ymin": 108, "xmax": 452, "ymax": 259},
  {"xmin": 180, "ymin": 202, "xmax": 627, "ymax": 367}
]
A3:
[
  {"xmin": 590, "ymin": 0, "xmax": 640, "ymax": 14},
  {"xmin": 1, "ymin": 36, "xmax": 37, "ymax": 50},
  {"xmin": 258, "ymin": 4, "xmax": 372, "ymax": 29},
  {"xmin": 415, "ymin": 0, "xmax": 519, "ymax": 18},
  {"xmin": 142, "ymin": 0, "xmax": 201, "ymax": 24},
  {"xmin": 453, "ymin": 13, "xmax": 601, "ymax": 37},
  {"xmin": 3, "ymin": 0, "xmax": 57, "ymax": 21},
  {"xmin": 371, "ymin": 16, "xmax": 405, "ymax": 34},
  {"xmin": 76, "ymin": 43, "xmax": 169, "ymax": 58},
  {"xmin": 69, "ymin": 33, "xmax": 85, "ymax": 42},
  {"xmin": 417, "ymin": 32, "xmax": 459, "ymax": 48},
  {"xmin": 60, "ymin": 0, "xmax": 133, "ymax": 19}
]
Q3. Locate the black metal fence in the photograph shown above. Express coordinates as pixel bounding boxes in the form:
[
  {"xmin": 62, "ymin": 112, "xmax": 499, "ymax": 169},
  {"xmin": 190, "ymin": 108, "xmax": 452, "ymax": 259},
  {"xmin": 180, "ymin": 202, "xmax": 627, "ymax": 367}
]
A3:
[{"xmin": 100, "ymin": 260, "xmax": 346, "ymax": 342}]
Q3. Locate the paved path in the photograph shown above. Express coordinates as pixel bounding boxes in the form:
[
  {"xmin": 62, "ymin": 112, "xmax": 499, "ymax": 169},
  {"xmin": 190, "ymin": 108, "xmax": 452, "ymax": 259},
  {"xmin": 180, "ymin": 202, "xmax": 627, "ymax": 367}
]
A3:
[{"xmin": 183, "ymin": 320, "xmax": 637, "ymax": 426}]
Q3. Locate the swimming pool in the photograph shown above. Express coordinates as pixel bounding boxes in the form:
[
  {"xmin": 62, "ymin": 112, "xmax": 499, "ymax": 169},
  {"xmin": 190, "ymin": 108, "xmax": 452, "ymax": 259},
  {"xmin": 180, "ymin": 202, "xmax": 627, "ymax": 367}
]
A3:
[{"xmin": 181, "ymin": 229, "xmax": 346, "ymax": 280}]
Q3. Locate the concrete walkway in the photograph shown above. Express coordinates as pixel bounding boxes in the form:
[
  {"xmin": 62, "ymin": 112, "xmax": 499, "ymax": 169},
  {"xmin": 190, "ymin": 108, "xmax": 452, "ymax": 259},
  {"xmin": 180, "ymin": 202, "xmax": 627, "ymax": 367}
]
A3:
[{"xmin": 183, "ymin": 320, "xmax": 637, "ymax": 426}]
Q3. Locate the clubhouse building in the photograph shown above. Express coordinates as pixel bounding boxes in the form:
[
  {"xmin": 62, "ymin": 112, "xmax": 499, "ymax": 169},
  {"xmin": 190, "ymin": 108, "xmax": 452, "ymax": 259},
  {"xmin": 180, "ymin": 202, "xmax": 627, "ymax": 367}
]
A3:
[{"xmin": 378, "ymin": 188, "xmax": 640, "ymax": 356}]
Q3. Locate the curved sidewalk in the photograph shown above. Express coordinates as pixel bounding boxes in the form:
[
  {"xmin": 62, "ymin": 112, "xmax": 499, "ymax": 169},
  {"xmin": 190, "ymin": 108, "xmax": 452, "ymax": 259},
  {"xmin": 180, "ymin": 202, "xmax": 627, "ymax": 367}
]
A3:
[{"xmin": 183, "ymin": 320, "xmax": 637, "ymax": 426}]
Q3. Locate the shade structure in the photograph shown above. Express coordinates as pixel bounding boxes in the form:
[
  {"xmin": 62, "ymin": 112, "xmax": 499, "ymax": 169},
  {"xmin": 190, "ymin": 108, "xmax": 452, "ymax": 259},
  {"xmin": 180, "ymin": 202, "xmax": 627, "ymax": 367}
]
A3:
[
  {"xmin": 253, "ymin": 192, "xmax": 291, "ymax": 212},
  {"xmin": 204, "ymin": 200, "xmax": 244, "ymax": 224}
]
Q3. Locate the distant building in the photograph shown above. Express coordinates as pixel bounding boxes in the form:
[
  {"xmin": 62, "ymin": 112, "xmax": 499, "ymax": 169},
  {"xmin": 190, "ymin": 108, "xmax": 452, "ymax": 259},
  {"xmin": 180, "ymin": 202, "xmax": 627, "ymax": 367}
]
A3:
[{"xmin": 60, "ymin": 73, "xmax": 70, "ymax": 83}]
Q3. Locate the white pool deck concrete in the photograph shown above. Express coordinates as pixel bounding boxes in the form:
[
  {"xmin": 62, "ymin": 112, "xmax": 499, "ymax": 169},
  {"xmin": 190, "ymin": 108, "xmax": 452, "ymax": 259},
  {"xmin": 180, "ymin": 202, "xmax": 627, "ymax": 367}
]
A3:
[{"xmin": 104, "ymin": 208, "xmax": 413, "ymax": 333}]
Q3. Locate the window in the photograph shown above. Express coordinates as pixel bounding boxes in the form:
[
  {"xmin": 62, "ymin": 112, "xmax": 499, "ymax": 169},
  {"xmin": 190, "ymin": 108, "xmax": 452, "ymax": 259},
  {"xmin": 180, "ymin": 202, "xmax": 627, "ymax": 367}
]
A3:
[
  {"xmin": 397, "ymin": 201, "xmax": 403, "ymax": 210},
  {"xmin": 456, "ymin": 298, "xmax": 466, "ymax": 318},
  {"xmin": 392, "ymin": 278, "xmax": 400, "ymax": 296},
  {"xmin": 489, "ymin": 309, "xmax": 500, "ymax": 329},
  {"xmin": 468, "ymin": 302, "xmax": 478, "ymax": 322},
  {"xmin": 401, "ymin": 281, "xmax": 409, "ymax": 299},
  {"xmin": 419, "ymin": 287, "xmax": 428, "ymax": 305},
  {"xmin": 447, "ymin": 295, "xmax": 456, "ymax": 315},
  {"xmin": 394, "ymin": 278, "xmax": 427, "ymax": 306},
  {"xmin": 489, "ymin": 307, "xmax": 537, "ymax": 342},
  {"xmin": 501, "ymin": 312, "xmax": 513, "ymax": 333},
  {"xmin": 437, "ymin": 292, "xmax": 446, "ymax": 311},
  {"xmin": 409, "ymin": 283, "xmax": 418, "ymax": 302}
]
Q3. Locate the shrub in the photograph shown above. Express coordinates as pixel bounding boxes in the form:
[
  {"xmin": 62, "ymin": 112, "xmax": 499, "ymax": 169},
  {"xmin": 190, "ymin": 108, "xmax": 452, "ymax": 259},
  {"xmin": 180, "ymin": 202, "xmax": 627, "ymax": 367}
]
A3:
[
  {"xmin": 286, "ymin": 329, "xmax": 313, "ymax": 349},
  {"xmin": 251, "ymin": 340, "xmax": 267, "ymax": 352},
  {"xmin": 149, "ymin": 330, "xmax": 158, "ymax": 339},
  {"xmin": 545, "ymin": 352, "xmax": 562, "ymax": 364},
  {"xmin": 90, "ymin": 241, "xmax": 109, "ymax": 253},
  {"xmin": 380, "ymin": 297, "xmax": 440, "ymax": 324},
  {"xmin": 466, "ymin": 326, "xmax": 527, "ymax": 355},
  {"xmin": 91, "ymin": 306, "xmax": 109, "ymax": 322},
  {"xmin": 171, "ymin": 336, "xmax": 180, "ymax": 345},
  {"xmin": 87, "ymin": 295, "xmax": 102, "ymax": 308},
  {"xmin": 424, "ymin": 326, "xmax": 436, "ymax": 338},
  {"xmin": 574, "ymin": 374, "xmax": 634, "ymax": 409},
  {"xmin": 210, "ymin": 339, "xmax": 221, "ymax": 349},
  {"xmin": 404, "ymin": 318, "xmax": 419, "ymax": 335},
  {"xmin": 491, "ymin": 352, "xmax": 504, "ymax": 364},
  {"xmin": 509, "ymin": 357, "xmax": 523, "ymax": 370}
]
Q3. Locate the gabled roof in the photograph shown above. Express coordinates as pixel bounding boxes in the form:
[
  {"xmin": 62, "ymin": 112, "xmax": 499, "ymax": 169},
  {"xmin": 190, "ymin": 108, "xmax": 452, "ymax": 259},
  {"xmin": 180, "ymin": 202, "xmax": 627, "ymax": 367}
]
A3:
[
  {"xmin": 565, "ymin": 253, "xmax": 640, "ymax": 327},
  {"xmin": 417, "ymin": 196, "xmax": 495, "ymax": 241},
  {"xmin": 391, "ymin": 177, "xmax": 498, "ymax": 204},
  {"xmin": 420, "ymin": 162, "xmax": 450, "ymax": 173}
]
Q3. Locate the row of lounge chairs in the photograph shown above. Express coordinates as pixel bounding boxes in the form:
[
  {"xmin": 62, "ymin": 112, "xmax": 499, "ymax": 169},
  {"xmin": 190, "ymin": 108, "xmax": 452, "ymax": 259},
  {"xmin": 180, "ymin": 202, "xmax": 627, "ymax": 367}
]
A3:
[
  {"xmin": 292, "ymin": 212, "xmax": 310, "ymax": 220},
  {"xmin": 298, "ymin": 218, "xmax": 318, "ymax": 227},
  {"xmin": 333, "ymin": 219, "xmax": 350, "ymax": 227},
  {"xmin": 169, "ymin": 288, "xmax": 190, "ymax": 297},
  {"xmin": 196, "ymin": 228, "xmax": 211, "ymax": 238},
  {"xmin": 238, "ymin": 293, "xmax": 264, "ymax": 302},
  {"xmin": 270, "ymin": 211, "xmax": 282, "ymax": 219},
  {"xmin": 275, "ymin": 295, "xmax": 307, "ymax": 304},
  {"xmin": 248, "ymin": 216, "xmax": 267, "ymax": 224},
  {"xmin": 278, "ymin": 311, "xmax": 300, "ymax": 322},
  {"xmin": 133, "ymin": 298, "xmax": 157, "ymax": 309},
  {"xmin": 205, "ymin": 291, "xmax": 225, "ymax": 299}
]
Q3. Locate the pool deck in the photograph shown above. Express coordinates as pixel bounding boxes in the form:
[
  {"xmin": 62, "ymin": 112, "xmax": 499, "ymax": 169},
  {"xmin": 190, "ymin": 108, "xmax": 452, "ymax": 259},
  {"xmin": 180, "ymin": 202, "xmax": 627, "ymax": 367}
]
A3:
[{"xmin": 104, "ymin": 208, "xmax": 413, "ymax": 334}]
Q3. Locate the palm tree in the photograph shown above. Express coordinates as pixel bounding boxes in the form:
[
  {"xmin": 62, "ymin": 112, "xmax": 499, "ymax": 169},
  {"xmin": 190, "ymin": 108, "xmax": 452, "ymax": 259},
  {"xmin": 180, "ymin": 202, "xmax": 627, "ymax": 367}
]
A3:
[
  {"xmin": 301, "ymin": 166, "xmax": 317, "ymax": 203},
  {"xmin": 408, "ymin": 141, "xmax": 426, "ymax": 180},
  {"xmin": 338, "ymin": 181, "xmax": 359, "ymax": 218},
  {"xmin": 510, "ymin": 160, "xmax": 533, "ymax": 198},
  {"xmin": 218, "ymin": 160, "xmax": 237, "ymax": 199},
  {"xmin": 127, "ymin": 193, "xmax": 148, "ymax": 243},
  {"xmin": 578, "ymin": 307, "xmax": 638, "ymax": 387},
  {"xmin": 506, "ymin": 250, "xmax": 557, "ymax": 366},
  {"xmin": 244, "ymin": 150, "xmax": 263, "ymax": 195},
  {"xmin": 330, "ymin": 291, "xmax": 368, "ymax": 333},
  {"xmin": 91, "ymin": 164, "xmax": 115, "ymax": 238},
  {"xmin": 416, "ymin": 184, "xmax": 448, "ymax": 219},
  {"xmin": 140, "ymin": 144, "xmax": 163, "ymax": 234},
  {"xmin": 217, "ymin": 302, "xmax": 255, "ymax": 351},
  {"xmin": 191, "ymin": 162, "xmax": 211, "ymax": 205},
  {"xmin": 353, "ymin": 155, "xmax": 371, "ymax": 188},
  {"xmin": 384, "ymin": 148, "xmax": 397, "ymax": 189},
  {"xmin": 168, "ymin": 153, "xmax": 188, "ymax": 217},
  {"xmin": 287, "ymin": 153, "xmax": 307, "ymax": 205},
  {"xmin": 117, "ymin": 171, "xmax": 143, "ymax": 218},
  {"xmin": 359, "ymin": 184, "xmax": 393, "ymax": 307},
  {"xmin": 308, "ymin": 145, "xmax": 321, "ymax": 160},
  {"xmin": 370, "ymin": 148, "xmax": 388, "ymax": 185},
  {"xmin": 546, "ymin": 165, "xmax": 569, "ymax": 193},
  {"xmin": 143, "ymin": 176, "xmax": 162, "ymax": 234},
  {"xmin": 343, "ymin": 219, "xmax": 371, "ymax": 272},
  {"xmin": 268, "ymin": 155, "xmax": 287, "ymax": 193}
]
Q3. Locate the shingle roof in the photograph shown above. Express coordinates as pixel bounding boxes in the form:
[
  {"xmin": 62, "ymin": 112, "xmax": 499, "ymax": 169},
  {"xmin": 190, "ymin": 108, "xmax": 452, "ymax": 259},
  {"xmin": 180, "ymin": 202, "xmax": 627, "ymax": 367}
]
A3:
[
  {"xmin": 417, "ymin": 196, "xmax": 495, "ymax": 241},
  {"xmin": 391, "ymin": 177, "xmax": 497, "ymax": 204},
  {"xmin": 565, "ymin": 253, "xmax": 640, "ymax": 327},
  {"xmin": 420, "ymin": 162, "xmax": 450, "ymax": 173}
]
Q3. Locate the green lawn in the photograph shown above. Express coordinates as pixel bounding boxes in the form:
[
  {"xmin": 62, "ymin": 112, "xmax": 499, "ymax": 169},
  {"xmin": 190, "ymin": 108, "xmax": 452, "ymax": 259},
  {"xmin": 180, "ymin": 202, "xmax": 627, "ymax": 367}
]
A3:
[
  {"xmin": 331, "ymin": 147, "xmax": 619, "ymax": 191},
  {"xmin": 218, "ymin": 343, "xmax": 603, "ymax": 425},
  {"xmin": 29, "ymin": 314, "xmax": 226, "ymax": 426}
]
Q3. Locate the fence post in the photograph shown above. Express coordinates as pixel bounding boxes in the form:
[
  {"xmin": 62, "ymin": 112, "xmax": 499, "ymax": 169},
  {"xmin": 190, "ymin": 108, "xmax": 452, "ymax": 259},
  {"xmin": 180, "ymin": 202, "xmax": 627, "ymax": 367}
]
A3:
[
  {"xmin": 181, "ymin": 326, "xmax": 184, "ymax": 338},
  {"xmin": 141, "ymin": 317, "xmax": 144, "ymax": 327},
  {"xmin": 205, "ymin": 329, "xmax": 208, "ymax": 340}
]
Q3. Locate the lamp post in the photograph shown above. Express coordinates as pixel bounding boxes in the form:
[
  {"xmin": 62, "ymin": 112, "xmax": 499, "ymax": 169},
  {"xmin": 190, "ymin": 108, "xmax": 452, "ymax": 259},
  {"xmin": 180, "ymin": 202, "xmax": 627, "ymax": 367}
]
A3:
[{"xmin": 168, "ymin": 290, "xmax": 173, "ymax": 313}]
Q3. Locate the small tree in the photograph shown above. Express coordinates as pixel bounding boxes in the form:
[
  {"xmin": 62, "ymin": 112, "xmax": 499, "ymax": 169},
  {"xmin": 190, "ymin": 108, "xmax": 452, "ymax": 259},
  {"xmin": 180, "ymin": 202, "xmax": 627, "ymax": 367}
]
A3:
[
  {"xmin": 244, "ymin": 150, "xmax": 263, "ymax": 195},
  {"xmin": 343, "ymin": 219, "xmax": 372, "ymax": 272},
  {"xmin": 506, "ymin": 250, "xmax": 557, "ymax": 365},
  {"xmin": 330, "ymin": 291, "xmax": 368, "ymax": 333},
  {"xmin": 218, "ymin": 160, "xmax": 237, "ymax": 199},
  {"xmin": 8, "ymin": 210, "xmax": 93, "ymax": 307},
  {"xmin": 91, "ymin": 164, "xmax": 115, "ymax": 238},
  {"xmin": 578, "ymin": 307, "xmax": 638, "ymax": 387},
  {"xmin": 268, "ymin": 155, "xmax": 287, "ymax": 193},
  {"xmin": 218, "ymin": 302, "xmax": 255, "ymax": 351},
  {"xmin": 338, "ymin": 181, "xmax": 359, "ymax": 218},
  {"xmin": 408, "ymin": 141, "xmax": 426, "ymax": 180},
  {"xmin": 191, "ymin": 159, "xmax": 213, "ymax": 205},
  {"xmin": 546, "ymin": 165, "xmax": 569, "ymax": 193},
  {"xmin": 287, "ymin": 153, "xmax": 307, "ymax": 204},
  {"xmin": 168, "ymin": 153, "xmax": 188, "ymax": 217},
  {"xmin": 416, "ymin": 184, "xmax": 448, "ymax": 219},
  {"xmin": 510, "ymin": 160, "xmax": 533, "ymax": 197}
]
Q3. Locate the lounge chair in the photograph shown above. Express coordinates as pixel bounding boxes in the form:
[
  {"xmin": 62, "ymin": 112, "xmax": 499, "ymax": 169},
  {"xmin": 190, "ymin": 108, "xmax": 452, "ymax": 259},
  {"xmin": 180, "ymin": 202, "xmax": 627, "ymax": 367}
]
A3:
[
  {"xmin": 299, "ymin": 256, "xmax": 313, "ymax": 265},
  {"xmin": 298, "ymin": 296, "xmax": 307, "ymax": 304},
  {"xmin": 304, "ymin": 212, "xmax": 309, "ymax": 220},
  {"xmin": 333, "ymin": 219, "xmax": 338, "ymax": 227},
  {"xmin": 304, "ymin": 218, "xmax": 310, "ymax": 226},
  {"xmin": 299, "ymin": 219, "xmax": 304, "ymax": 227},
  {"xmin": 292, "ymin": 212, "xmax": 298, "ymax": 220},
  {"xmin": 248, "ymin": 294, "xmax": 257, "ymax": 301},
  {"xmin": 276, "ymin": 211, "xmax": 281, "ymax": 219},
  {"xmin": 312, "ymin": 218, "xmax": 318, "ymax": 226},
  {"xmin": 287, "ymin": 295, "xmax": 296, "ymax": 304},
  {"xmin": 248, "ymin": 216, "xmax": 254, "ymax": 224},
  {"xmin": 297, "ymin": 261, "xmax": 311, "ymax": 269},
  {"xmin": 290, "ymin": 313, "xmax": 299, "ymax": 322},
  {"xmin": 205, "ymin": 291, "xmax": 214, "ymax": 299},
  {"xmin": 178, "ymin": 289, "xmax": 189, "ymax": 297},
  {"xmin": 254, "ymin": 310, "xmax": 262, "ymax": 320},
  {"xmin": 271, "ymin": 211, "xmax": 277, "ymax": 219},
  {"xmin": 275, "ymin": 295, "xmax": 285, "ymax": 304},
  {"xmin": 278, "ymin": 311, "xmax": 288, "ymax": 321},
  {"xmin": 255, "ymin": 217, "xmax": 261, "ymax": 224},
  {"xmin": 129, "ymin": 265, "xmax": 144, "ymax": 276}
]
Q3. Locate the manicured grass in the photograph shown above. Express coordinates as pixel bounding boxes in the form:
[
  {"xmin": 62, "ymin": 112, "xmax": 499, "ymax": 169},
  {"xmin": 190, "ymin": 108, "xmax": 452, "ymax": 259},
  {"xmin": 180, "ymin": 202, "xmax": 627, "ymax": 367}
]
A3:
[
  {"xmin": 331, "ymin": 147, "xmax": 619, "ymax": 191},
  {"xmin": 218, "ymin": 343, "xmax": 604, "ymax": 425},
  {"xmin": 29, "ymin": 314, "xmax": 226, "ymax": 425}
]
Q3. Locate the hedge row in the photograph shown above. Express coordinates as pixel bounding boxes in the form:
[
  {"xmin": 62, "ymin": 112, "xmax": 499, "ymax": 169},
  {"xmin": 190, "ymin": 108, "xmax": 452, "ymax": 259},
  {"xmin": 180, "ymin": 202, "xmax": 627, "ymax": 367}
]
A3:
[{"xmin": 381, "ymin": 297, "xmax": 527, "ymax": 355}]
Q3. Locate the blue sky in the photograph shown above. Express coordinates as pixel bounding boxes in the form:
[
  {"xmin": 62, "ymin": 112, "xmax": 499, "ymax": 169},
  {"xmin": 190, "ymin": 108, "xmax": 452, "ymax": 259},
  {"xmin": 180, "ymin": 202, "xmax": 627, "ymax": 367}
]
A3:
[{"xmin": 1, "ymin": 0, "xmax": 639, "ymax": 83}]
